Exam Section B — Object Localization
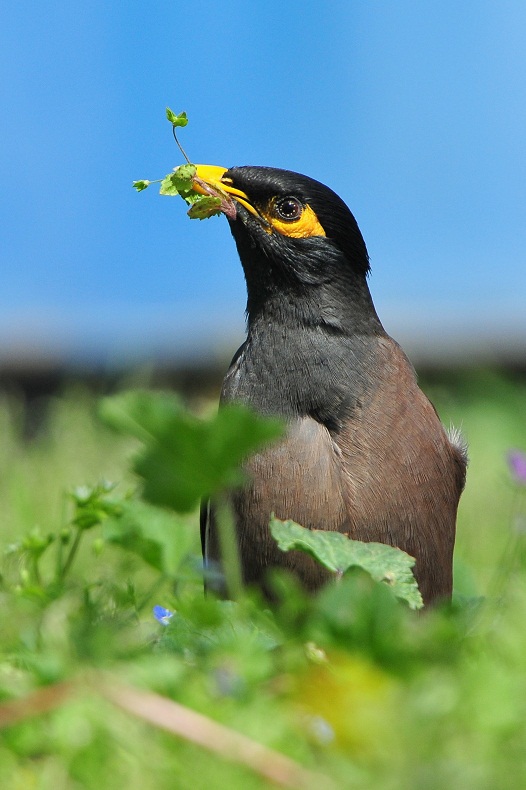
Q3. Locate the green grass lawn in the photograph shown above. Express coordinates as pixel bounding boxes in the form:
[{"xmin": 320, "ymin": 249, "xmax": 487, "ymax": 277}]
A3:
[{"xmin": 1, "ymin": 369, "xmax": 526, "ymax": 789}]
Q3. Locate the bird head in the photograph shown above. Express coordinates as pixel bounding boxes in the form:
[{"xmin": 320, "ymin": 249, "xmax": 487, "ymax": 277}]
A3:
[{"xmin": 194, "ymin": 165, "xmax": 376, "ymax": 328}]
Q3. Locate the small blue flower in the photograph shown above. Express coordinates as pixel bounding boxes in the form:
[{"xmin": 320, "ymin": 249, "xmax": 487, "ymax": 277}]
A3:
[
  {"xmin": 508, "ymin": 450, "xmax": 526, "ymax": 485},
  {"xmin": 153, "ymin": 605, "xmax": 174, "ymax": 626}
]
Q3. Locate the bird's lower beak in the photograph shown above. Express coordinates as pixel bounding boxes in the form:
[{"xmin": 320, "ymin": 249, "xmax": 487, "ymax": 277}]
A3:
[{"xmin": 193, "ymin": 165, "xmax": 259, "ymax": 219}]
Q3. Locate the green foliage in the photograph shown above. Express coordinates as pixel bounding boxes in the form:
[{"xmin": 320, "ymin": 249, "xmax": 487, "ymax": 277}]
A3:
[
  {"xmin": 103, "ymin": 499, "xmax": 193, "ymax": 576},
  {"xmin": 133, "ymin": 110, "xmax": 225, "ymax": 219},
  {"xmin": 270, "ymin": 516, "xmax": 424, "ymax": 609},
  {"xmin": 187, "ymin": 195, "xmax": 223, "ymax": 219},
  {"xmin": 99, "ymin": 390, "xmax": 283, "ymax": 512},
  {"xmin": 159, "ymin": 164, "xmax": 196, "ymax": 196},
  {"xmin": 1, "ymin": 372, "xmax": 526, "ymax": 789},
  {"xmin": 71, "ymin": 481, "xmax": 122, "ymax": 530},
  {"xmin": 165, "ymin": 107, "xmax": 188, "ymax": 127},
  {"xmin": 132, "ymin": 179, "xmax": 150, "ymax": 192}
]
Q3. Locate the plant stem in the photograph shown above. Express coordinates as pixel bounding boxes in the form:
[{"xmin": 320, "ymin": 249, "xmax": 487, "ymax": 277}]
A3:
[
  {"xmin": 31, "ymin": 556, "xmax": 42, "ymax": 587},
  {"xmin": 60, "ymin": 527, "xmax": 83, "ymax": 581},
  {"xmin": 215, "ymin": 498, "xmax": 243, "ymax": 602},
  {"xmin": 55, "ymin": 492, "xmax": 68, "ymax": 582},
  {"xmin": 172, "ymin": 125, "xmax": 191, "ymax": 163}
]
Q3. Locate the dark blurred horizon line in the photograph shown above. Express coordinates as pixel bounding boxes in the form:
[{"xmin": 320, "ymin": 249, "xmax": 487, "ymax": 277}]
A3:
[{"xmin": 0, "ymin": 302, "xmax": 525, "ymax": 373}]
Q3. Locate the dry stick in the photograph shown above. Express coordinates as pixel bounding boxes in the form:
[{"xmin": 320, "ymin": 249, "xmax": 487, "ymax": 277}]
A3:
[
  {"xmin": 98, "ymin": 679, "xmax": 333, "ymax": 790},
  {"xmin": 0, "ymin": 675, "xmax": 333, "ymax": 789},
  {"xmin": 0, "ymin": 680, "xmax": 74, "ymax": 728}
]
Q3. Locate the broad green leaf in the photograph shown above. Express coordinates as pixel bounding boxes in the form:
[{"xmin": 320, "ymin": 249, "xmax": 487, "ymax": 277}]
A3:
[
  {"xmin": 172, "ymin": 163, "xmax": 196, "ymax": 183},
  {"xmin": 270, "ymin": 517, "xmax": 423, "ymax": 610},
  {"xmin": 187, "ymin": 196, "xmax": 222, "ymax": 219},
  {"xmin": 182, "ymin": 191, "xmax": 206, "ymax": 206},
  {"xmin": 159, "ymin": 173, "xmax": 182, "ymax": 196},
  {"xmin": 160, "ymin": 166, "xmax": 198, "ymax": 198},
  {"xmin": 166, "ymin": 107, "xmax": 188, "ymax": 127},
  {"xmin": 99, "ymin": 390, "xmax": 284, "ymax": 513},
  {"xmin": 103, "ymin": 500, "xmax": 193, "ymax": 575},
  {"xmin": 159, "ymin": 165, "xmax": 197, "ymax": 197}
]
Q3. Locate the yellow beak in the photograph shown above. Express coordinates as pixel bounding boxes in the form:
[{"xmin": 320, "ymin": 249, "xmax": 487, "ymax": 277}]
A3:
[
  {"xmin": 193, "ymin": 165, "xmax": 259, "ymax": 218},
  {"xmin": 193, "ymin": 165, "xmax": 229, "ymax": 194}
]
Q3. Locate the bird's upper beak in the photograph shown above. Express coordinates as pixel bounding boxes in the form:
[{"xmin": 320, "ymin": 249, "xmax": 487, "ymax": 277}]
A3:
[
  {"xmin": 193, "ymin": 165, "xmax": 259, "ymax": 219},
  {"xmin": 193, "ymin": 165, "xmax": 230, "ymax": 195}
]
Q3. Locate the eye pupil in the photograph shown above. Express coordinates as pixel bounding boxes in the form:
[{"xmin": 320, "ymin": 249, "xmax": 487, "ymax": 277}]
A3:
[{"xmin": 276, "ymin": 197, "xmax": 302, "ymax": 221}]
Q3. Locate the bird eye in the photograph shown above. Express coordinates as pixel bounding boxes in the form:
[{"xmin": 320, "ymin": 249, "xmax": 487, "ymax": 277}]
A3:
[{"xmin": 274, "ymin": 196, "xmax": 303, "ymax": 222}]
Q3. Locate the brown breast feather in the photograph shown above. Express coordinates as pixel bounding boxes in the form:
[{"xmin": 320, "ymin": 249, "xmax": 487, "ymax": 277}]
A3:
[
  {"xmin": 210, "ymin": 337, "xmax": 466, "ymax": 604},
  {"xmin": 332, "ymin": 337, "xmax": 466, "ymax": 603}
]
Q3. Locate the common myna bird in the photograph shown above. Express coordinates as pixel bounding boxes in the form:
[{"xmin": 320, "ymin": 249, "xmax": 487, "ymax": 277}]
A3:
[{"xmin": 196, "ymin": 165, "xmax": 467, "ymax": 605}]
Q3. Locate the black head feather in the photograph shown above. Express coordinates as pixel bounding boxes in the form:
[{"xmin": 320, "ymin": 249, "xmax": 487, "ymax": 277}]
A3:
[
  {"xmin": 225, "ymin": 166, "xmax": 370, "ymax": 278},
  {"xmin": 222, "ymin": 166, "xmax": 380, "ymax": 335}
]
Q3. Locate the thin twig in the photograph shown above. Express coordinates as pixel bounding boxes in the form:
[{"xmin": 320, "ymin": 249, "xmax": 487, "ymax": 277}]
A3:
[
  {"xmin": 98, "ymin": 678, "xmax": 333, "ymax": 790},
  {"xmin": 0, "ymin": 680, "xmax": 74, "ymax": 728}
]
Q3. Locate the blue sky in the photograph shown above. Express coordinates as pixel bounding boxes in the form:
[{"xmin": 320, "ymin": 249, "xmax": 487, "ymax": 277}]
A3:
[{"xmin": 2, "ymin": 2, "xmax": 525, "ymax": 366}]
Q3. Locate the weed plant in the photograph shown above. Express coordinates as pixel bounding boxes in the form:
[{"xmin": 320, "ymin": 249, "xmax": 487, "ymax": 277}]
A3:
[{"xmin": 1, "ymin": 371, "xmax": 526, "ymax": 789}]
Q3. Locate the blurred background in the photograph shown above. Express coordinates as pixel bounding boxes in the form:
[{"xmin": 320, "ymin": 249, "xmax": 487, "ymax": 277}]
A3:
[
  {"xmin": 2, "ymin": 12, "xmax": 526, "ymax": 782},
  {"xmin": 0, "ymin": 0, "xmax": 526, "ymax": 614},
  {"xmin": 2, "ymin": 1, "xmax": 525, "ymax": 389}
]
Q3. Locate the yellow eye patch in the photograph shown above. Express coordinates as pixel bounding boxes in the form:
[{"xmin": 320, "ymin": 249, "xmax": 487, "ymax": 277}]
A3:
[{"xmin": 261, "ymin": 203, "xmax": 326, "ymax": 238}]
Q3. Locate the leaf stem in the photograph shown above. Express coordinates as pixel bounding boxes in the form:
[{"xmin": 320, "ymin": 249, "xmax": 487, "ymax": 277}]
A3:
[
  {"xmin": 60, "ymin": 527, "xmax": 83, "ymax": 581},
  {"xmin": 55, "ymin": 491, "xmax": 68, "ymax": 581},
  {"xmin": 172, "ymin": 125, "xmax": 191, "ymax": 164},
  {"xmin": 31, "ymin": 556, "xmax": 42, "ymax": 587}
]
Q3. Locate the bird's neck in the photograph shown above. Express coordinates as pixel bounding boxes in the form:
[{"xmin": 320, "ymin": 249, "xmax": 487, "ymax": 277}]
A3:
[
  {"xmin": 231, "ymin": 225, "xmax": 384, "ymax": 336},
  {"xmin": 245, "ymin": 275, "xmax": 384, "ymax": 338},
  {"xmin": 224, "ymin": 286, "xmax": 387, "ymax": 427}
]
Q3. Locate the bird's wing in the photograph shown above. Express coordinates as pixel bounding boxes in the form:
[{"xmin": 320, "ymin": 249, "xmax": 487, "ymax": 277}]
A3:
[{"xmin": 328, "ymin": 336, "xmax": 466, "ymax": 600}]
